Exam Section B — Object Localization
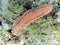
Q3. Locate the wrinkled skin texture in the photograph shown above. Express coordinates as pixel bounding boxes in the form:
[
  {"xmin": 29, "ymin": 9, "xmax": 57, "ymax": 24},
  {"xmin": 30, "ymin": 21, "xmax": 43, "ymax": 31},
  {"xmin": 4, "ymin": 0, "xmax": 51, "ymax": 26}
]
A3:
[{"xmin": 12, "ymin": 4, "xmax": 53, "ymax": 36}]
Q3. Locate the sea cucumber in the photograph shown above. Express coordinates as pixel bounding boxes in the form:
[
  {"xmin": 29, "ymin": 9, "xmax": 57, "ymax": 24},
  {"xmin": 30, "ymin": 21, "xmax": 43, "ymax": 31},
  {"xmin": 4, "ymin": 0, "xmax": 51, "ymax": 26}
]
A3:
[{"xmin": 12, "ymin": 4, "xmax": 53, "ymax": 36}]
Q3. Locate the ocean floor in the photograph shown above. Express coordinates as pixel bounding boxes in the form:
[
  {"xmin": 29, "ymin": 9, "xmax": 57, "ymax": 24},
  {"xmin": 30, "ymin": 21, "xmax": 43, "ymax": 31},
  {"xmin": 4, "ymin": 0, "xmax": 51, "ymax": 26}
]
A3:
[{"xmin": 0, "ymin": 0, "xmax": 60, "ymax": 45}]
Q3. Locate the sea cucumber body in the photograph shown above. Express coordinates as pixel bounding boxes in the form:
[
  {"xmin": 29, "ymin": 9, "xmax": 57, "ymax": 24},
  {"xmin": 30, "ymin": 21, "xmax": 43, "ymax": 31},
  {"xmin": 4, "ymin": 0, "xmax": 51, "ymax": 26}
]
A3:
[{"xmin": 12, "ymin": 4, "xmax": 53, "ymax": 36}]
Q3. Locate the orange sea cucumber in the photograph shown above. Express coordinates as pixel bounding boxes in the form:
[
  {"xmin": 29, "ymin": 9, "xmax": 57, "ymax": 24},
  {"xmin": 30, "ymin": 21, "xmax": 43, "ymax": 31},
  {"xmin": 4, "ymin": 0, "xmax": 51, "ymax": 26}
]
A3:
[{"xmin": 12, "ymin": 4, "xmax": 53, "ymax": 36}]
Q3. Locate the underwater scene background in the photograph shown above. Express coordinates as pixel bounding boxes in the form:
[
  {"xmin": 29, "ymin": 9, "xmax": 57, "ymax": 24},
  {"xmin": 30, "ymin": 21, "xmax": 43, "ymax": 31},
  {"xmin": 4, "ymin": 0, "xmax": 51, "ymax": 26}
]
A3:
[{"xmin": 0, "ymin": 0, "xmax": 60, "ymax": 45}]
